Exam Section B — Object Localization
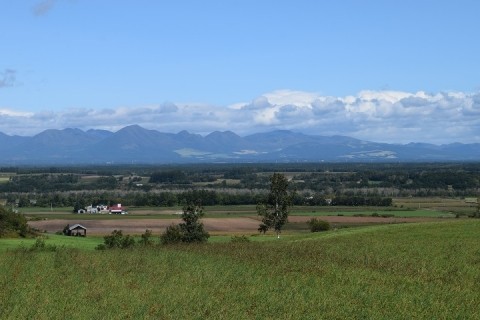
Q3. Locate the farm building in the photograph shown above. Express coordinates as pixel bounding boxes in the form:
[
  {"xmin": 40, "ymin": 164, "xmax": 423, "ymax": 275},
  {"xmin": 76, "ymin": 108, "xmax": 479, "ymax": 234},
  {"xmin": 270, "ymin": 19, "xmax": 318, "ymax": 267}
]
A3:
[
  {"xmin": 67, "ymin": 224, "xmax": 87, "ymax": 237},
  {"xmin": 109, "ymin": 203, "xmax": 128, "ymax": 214},
  {"xmin": 86, "ymin": 204, "xmax": 109, "ymax": 214},
  {"xmin": 77, "ymin": 204, "xmax": 110, "ymax": 214}
]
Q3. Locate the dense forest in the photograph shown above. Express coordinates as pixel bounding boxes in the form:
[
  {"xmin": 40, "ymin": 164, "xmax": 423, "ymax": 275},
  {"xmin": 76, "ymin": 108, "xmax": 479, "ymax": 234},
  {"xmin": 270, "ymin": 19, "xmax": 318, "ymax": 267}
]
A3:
[{"xmin": 0, "ymin": 163, "xmax": 478, "ymax": 209}]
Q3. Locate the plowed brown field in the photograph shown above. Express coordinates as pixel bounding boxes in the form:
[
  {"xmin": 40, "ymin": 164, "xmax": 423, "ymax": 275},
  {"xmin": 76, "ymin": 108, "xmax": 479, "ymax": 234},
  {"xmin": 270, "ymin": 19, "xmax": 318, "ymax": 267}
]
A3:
[{"xmin": 29, "ymin": 216, "xmax": 443, "ymax": 235}]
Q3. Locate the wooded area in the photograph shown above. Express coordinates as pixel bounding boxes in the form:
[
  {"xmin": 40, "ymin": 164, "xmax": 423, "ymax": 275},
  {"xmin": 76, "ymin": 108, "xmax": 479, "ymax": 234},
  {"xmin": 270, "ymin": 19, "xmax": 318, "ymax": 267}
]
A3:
[{"xmin": 0, "ymin": 163, "xmax": 478, "ymax": 209}]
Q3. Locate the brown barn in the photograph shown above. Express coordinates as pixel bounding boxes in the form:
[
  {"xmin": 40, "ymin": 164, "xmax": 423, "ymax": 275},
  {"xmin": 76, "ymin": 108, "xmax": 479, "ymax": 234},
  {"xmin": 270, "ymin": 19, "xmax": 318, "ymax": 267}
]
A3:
[{"xmin": 68, "ymin": 224, "xmax": 87, "ymax": 237}]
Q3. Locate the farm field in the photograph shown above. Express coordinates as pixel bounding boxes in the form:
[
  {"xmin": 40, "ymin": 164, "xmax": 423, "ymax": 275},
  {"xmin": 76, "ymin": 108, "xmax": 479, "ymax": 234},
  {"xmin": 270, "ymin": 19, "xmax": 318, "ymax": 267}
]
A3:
[
  {"xmin": 20, "ymin": 196, "xmax": 474, "ymax": 218},
  {"xmin": 20, "ymin": 195, "xmax": 474, "ymax": 236},
  {"xmin": 1, "ymin": 220, "xmax": 479, "ymax": 318}
]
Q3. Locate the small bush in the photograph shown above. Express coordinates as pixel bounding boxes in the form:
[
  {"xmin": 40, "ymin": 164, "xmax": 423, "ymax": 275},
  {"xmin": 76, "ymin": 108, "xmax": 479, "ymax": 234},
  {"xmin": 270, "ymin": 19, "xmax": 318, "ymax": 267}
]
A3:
[
  {"xmin": 138, "ymin": 229, "xmax": 154, "ymax": 246},
  {"xmin": 29, "ymin": 236, "xmax": 60, "ymax": 252},
  {"xmin": 102, "ymin": 230, "xmax": 135, "ymax": 249},
  {"xmin": 308, "ymin": 218, "xmax": 330, "ymax": 232},
  {"xmin": 62, "ymin": 224, "xmax": 70, "ymax": 236},
  {"xmin": 230, "ymin": 235, "xmax": 250, "ymax": 243},
  {"xmin": 95, "ymin": 243, "xmax": 107, "ymax": 250},
  {"xmin": 121, "ymin": 235, "xmax": 135, "ymax": 248},
  {"xmin": 160, "ymin": 224, "xmax": 183, "ymax": 245}
]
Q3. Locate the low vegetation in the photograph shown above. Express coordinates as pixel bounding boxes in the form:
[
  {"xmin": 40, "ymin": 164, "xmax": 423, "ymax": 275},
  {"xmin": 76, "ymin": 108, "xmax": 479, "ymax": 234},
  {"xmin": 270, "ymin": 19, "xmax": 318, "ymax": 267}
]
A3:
[
  {"xmin": 0, "ymin": 205, "xmax": 35, "ymax": 238},
  {"xmin": 307, "ymin": 217, "xmax": 331, "ymax": 232},
  {"xmin": 1, "ymin": 221, "xmax": 479, "ymax": 318},
  {"xmin": 96, "ymin": 230, "xmax": 136, "ymax": 250}
]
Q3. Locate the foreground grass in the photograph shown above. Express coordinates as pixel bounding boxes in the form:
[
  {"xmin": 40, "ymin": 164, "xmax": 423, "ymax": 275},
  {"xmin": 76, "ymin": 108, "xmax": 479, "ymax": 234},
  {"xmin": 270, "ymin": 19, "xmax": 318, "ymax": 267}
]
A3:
[
  {"xmin": 1, "ymin": 221, "xmax": 479, "ymax": 319},
  {"xmin": 0, "ymin": 234, "xmax": 103, "ymax": 252}
]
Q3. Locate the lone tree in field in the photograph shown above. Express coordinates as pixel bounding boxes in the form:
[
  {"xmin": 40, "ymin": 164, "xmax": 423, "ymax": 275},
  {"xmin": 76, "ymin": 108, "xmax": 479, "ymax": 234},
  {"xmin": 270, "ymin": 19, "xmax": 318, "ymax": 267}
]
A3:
[
  {"xmin": 257, "ymin": 173, "xmax": 294, "ymax": 238},
  {"xmin": 160, "ymin": 202, "xmax": 210, "ymax": 244},
  {"xmin": 179, "ymin": 203, "xmax": 210, "ymax": 243}
]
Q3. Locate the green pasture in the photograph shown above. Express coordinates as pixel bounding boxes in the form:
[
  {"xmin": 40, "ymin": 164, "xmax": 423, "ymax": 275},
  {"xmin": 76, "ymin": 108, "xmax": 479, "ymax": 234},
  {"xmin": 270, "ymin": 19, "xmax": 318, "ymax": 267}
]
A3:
[
  {"xmin": 18, "ymin": 203, "xmax": 461, "ymax": 220},
  {"xmin": 0, "ymin": 177, "xmax": 10, "ymax": 184},
  {"xmin": 0, "ymin": 172, "xmax": 13, "ymax": 184},
  {"xmin": 291, "ymin": 209, "xmax": 455, "ymax": 218},
  {"xmin": 19, "ymin": 207, "xmax": 74, "ymax": 214},
  {"xmin": 0, "ymin": 229, "xmax": 315, "ymax": 252},
  {"xmin": 1, "ymin": 220, "xmax": 479, "ymax": 319}
]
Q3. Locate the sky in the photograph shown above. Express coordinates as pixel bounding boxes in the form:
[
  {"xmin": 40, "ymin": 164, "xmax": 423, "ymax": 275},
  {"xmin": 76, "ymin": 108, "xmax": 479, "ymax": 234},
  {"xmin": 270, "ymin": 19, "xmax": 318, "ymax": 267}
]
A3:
[{"xmin": 1, "ymin": 0, "xmax": 479, "ymax": 144}]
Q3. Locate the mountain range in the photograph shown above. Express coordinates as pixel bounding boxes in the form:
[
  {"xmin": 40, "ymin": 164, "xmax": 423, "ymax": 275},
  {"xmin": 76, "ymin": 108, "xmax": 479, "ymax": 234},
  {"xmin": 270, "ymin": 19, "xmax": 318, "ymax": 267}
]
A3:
[{"xmin": 0, "ymin": 125, "xmax": 479, "ymax": 165}]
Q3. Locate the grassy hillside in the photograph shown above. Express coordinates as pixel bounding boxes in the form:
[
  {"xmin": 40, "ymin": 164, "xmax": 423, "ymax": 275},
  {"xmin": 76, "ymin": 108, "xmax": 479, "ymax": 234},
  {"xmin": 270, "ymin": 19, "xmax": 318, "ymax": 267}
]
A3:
[{"xmin": 1, "ymin": 221, "xmax": 479, "ymax": 319}]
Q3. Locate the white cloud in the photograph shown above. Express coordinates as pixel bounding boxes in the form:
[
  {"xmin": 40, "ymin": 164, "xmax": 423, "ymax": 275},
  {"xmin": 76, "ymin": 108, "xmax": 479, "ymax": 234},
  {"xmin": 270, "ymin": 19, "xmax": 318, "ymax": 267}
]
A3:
[
  {"xmin": 0, "ymin": 108, "xmax": 33, "ymax": 117},
  {"xmin": 0, "ymin": 89, "xmax": 479, "ymax": 144},
  {"xmin": 357, "ymin": 90, "xmax": 412, "ymax": 104},
  {"xmin": 263, "ymin": 89, "xmax": 318, "ymax": 108}
]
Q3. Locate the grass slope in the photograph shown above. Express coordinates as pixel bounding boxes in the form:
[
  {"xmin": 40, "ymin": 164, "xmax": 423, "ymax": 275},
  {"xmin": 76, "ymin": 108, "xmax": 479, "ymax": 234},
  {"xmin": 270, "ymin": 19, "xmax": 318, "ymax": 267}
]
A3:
[
  {"xmin": 1, "ymin": 221, "xmax": 479, "ymax": 319},
  {"xmin": 0, "ymin": 234, "xmax": 103, "ymax": 252}
]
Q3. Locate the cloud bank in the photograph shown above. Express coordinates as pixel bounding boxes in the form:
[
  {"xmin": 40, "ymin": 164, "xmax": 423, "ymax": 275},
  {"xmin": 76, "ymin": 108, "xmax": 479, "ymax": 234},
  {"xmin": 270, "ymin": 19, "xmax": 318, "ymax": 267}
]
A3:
[{"xmin": 1, "ymin": 90, "xmax": 479, "ymax": 144}]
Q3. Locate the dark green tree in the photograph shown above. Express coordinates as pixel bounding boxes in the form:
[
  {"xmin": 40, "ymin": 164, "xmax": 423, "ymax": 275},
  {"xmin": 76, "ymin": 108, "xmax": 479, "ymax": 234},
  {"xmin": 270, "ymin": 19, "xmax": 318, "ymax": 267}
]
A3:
[
  {"xmin": 0, "ymin": 205, "xmax": 30, "ymax": 238},
  {"xmin": 62, "ymin": 224, "xmax": 70, "ymax": 236},
  {"xmin": 160, "ymin": 203, "xmax": 210, "ymax": 244},
  {"xmin": 102, "ymin": 230, "xmax": 135, "ymax": 249},
  {"xmin": 160, "ymin": 224, "xmax": 183, "ymax": 244},
  {"xmin": 179, "ymin": 203, "xmax": 210, "ymax": 243},
  {"xmin": 257, "ymin": 173, "xmax": 294, "ymax": 238}
]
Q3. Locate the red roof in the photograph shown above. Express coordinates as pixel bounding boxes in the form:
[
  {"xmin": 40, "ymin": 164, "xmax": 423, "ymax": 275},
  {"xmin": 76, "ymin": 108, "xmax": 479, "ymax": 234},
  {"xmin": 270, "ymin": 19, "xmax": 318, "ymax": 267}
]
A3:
[{"xmin": 109, "ymin": 206, "xmax": 126, "ymax": 211}]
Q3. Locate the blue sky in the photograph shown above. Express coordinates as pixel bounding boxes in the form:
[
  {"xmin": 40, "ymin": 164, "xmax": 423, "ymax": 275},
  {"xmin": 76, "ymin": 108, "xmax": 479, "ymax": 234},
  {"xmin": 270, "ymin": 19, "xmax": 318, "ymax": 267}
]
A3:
[{"xmin": 1, "ymin": 0, "xmax": 479, "ymax": 143}]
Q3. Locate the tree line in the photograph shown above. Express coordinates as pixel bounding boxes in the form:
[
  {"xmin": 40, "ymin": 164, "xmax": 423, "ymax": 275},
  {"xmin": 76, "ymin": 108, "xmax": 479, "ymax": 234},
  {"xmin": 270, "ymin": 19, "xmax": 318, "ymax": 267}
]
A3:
[
  {"xmin": 3, "ymin": 189, "xmax": 392, "ymax": 210},
  {"xmin": 2, "ymin": 163, "xmax": 479, "ymax": 195}
]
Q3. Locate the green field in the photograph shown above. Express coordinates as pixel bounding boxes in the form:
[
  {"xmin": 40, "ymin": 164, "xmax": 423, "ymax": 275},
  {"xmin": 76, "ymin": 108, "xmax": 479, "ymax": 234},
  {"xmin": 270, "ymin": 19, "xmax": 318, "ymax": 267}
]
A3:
[
  {"xmin": 0, "ymin": 177, "xmax": 10, "ymax": 184},
  {"xmin": 1, "ymin": 220, "xmax": 479, "ymax": 319},
  {"xmin": 18, "ymin": 201, "xmax": 463, "ymax": 220},
  {"xmin": 290, "ymin": 208, "xmax": 454, "ymax": 218}
]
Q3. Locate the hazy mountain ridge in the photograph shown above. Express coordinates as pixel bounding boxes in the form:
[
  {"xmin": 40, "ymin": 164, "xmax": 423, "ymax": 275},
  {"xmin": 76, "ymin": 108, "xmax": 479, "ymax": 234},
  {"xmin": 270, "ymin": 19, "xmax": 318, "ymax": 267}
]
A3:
[{"xmin": 0, "ymin": 125, "xmax": 479, "ymax": 165}]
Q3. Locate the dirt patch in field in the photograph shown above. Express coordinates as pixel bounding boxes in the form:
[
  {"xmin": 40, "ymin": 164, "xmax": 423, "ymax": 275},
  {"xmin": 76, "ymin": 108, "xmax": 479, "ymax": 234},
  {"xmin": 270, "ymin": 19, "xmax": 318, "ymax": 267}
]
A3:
[
  {"xmin": 29, "ymin": 217, "xmax": 262, "ymax": 235},
  {"xmin": 28, "ymin": 215, "xmax": 447, "ymax": 236}
]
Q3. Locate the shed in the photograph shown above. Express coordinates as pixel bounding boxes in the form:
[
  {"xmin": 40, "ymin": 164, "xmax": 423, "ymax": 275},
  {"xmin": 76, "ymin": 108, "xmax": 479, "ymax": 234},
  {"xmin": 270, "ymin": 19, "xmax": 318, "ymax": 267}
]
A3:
[{"xmin": 68, "ymin": 224, "xmax": 87, "ymax": 237}]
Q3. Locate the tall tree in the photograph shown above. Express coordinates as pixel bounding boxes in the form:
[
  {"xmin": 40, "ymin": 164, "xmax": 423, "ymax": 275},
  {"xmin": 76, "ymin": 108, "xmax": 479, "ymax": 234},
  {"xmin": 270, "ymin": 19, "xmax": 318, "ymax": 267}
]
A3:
[
  {"xmin": 161, "ymin": 203, "xmax": 210, "ymax": 244},
  {"xmin": 257, "ymin": 173, "xmax": 294, "ymax": 238},
  {"xmin": 179, "ymin": 203, "xmax": 210, "ymax": 243}
]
